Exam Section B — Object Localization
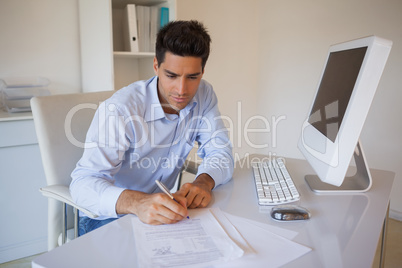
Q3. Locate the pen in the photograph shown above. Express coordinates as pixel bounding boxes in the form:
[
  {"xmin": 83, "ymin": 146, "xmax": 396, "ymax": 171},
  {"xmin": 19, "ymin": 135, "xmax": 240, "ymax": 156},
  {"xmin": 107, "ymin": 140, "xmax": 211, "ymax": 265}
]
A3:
[{"xmin": 155, "ymin": 180, "xmax": 190, "ymax": 219}]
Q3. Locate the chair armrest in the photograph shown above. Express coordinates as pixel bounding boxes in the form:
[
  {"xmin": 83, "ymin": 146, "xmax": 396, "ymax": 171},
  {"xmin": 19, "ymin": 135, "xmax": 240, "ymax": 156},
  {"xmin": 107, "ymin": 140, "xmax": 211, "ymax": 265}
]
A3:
[
  {"xmin": 183, "ymin": 160, "xmax": 199, "ymax": 175},
  {"xmin": 40, "ymin": 185, "xmax": 98, "ymax": 219}
]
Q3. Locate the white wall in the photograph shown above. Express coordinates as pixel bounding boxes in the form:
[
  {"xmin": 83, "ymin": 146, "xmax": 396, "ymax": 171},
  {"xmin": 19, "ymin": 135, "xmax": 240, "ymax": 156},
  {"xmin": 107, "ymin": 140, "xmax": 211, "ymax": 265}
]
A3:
[
  {"xmin": 177, "ymin": 0, "xmax": 402, "ymax": 218},
  {"xmin": 177, "ymin": 0, "xmax": 261, "ymax": 161},
  {"xmin": 0, "ymin": 0, "xmax": 82, "ymax": 94}
]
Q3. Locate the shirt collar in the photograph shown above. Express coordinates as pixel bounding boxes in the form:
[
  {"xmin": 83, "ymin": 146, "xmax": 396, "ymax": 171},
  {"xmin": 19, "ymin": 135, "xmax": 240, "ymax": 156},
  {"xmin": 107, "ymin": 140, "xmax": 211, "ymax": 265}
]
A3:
[
  {"xmin": 144, "ymin": 77, "xmax": 165, "ymax": 122},
  {"xmin": 179, "ymin": 99, "xmax": 197, "ymax": 120}
]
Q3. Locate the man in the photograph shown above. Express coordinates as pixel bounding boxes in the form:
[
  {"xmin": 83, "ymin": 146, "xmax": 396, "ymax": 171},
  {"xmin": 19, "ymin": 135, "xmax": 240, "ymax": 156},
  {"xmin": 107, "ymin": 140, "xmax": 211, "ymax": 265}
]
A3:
[{"xmin": 70, "ymin": 20, "xmax": 233, "ymax": 235}]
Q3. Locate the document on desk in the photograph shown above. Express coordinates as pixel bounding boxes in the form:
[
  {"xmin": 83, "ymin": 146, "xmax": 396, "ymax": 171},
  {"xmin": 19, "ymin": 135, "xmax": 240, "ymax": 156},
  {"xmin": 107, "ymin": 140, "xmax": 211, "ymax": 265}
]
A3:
[
  {"xmin": 131, "ymin": 208, "xmax": 244, "ymax": 268},
  {"xmin": 217, "ymin": 211, "xmax": 312, "ymax": 268}
]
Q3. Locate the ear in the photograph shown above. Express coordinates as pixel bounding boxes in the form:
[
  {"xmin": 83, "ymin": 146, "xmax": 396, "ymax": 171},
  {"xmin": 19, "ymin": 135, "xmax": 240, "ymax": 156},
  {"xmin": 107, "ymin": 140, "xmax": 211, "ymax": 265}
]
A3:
[{"xmin": 153, "ymin": 57, "xmax": 159, "ymax": 76}]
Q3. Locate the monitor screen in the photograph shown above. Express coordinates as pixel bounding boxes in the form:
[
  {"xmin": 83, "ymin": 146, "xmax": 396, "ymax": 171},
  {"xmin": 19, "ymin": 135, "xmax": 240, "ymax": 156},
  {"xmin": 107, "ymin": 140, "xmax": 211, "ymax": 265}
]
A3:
[{"xmin": 308, "ymin": 47, "xmax": 367, "ymax": 142}]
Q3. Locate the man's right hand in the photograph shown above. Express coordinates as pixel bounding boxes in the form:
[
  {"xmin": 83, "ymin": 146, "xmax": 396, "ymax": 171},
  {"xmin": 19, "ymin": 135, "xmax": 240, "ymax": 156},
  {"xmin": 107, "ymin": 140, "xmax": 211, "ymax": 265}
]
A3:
[{"xmin": 116, "ymin": 189, "xmax": 188, "ymax": 225}]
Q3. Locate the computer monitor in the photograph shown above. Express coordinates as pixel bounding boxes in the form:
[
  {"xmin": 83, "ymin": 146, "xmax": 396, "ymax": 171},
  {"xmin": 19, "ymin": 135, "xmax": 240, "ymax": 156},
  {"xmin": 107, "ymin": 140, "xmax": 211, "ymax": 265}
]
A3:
[{"xmin": 298, "ymin": 36, "xmax": 392, "ymax": 193}]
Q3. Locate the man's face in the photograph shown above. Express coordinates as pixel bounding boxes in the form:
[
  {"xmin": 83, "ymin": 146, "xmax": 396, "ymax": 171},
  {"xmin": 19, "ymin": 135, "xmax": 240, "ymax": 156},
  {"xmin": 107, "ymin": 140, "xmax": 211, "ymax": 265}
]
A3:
[{"xmin": 153, "ymin": 52, "xmax": 204, "ymax": 114}]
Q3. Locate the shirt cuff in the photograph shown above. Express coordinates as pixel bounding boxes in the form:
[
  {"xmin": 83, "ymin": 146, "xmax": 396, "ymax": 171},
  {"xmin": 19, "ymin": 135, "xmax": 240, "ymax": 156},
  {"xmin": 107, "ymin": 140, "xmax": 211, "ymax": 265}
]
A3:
[
  {"xmin": 196, "ymin": 165, "xmax": 224, "ymax": 189},
  {"xmin": 99, "ymin": 186, "xmax": 126, "ymax": 218}
]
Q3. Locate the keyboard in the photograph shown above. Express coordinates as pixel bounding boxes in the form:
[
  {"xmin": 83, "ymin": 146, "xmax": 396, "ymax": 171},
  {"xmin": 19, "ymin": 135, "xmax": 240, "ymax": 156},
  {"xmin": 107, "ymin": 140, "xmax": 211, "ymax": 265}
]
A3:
[{"xmin": 252, "ymin": 158, "xmax": 300, "ymax": 205}]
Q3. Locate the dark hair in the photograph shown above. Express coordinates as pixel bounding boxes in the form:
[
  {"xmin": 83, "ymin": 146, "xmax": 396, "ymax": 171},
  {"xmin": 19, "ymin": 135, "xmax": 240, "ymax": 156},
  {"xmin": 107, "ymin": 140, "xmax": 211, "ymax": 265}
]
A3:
[{"xmin": 155, "ymin": 20, "xmax": 211, "ymax": 70}]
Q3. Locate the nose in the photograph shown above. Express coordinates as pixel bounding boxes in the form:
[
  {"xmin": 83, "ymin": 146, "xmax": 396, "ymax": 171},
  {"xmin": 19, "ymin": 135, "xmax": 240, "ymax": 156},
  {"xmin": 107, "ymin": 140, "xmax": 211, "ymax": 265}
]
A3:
[{"xmin": 177, "ymin": 77, "xmax": 186, "ymax": 96}]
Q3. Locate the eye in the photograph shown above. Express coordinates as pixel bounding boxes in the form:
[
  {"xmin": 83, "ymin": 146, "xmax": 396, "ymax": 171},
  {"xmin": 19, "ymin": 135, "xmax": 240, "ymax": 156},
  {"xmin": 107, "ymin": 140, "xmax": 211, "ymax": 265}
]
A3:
[{"xmin": 188, "ymin": 76, "xmax": 198, "ymax": 80}]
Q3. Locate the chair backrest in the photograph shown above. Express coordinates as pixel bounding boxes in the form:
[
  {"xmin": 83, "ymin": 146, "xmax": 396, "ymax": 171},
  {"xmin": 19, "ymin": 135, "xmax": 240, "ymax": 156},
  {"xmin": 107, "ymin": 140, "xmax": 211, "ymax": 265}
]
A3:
[{"xmin": 31, "ymin": 91, "xmax": 114, "ymax": 187}]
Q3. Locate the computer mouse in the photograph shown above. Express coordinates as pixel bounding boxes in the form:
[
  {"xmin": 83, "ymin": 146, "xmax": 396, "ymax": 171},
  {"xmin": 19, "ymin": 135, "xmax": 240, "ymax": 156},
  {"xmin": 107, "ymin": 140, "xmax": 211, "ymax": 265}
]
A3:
[{"xmin": 270, "ymin": 205, "xmax": 311, "ymax": 221}]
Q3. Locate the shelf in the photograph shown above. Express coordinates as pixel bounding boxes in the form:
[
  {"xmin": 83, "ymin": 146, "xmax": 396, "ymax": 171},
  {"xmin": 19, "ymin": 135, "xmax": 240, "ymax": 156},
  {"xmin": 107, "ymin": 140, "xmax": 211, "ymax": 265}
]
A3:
[
  {"xmin": 113, "ymin": 51, "xmax": 155, "ymax": 58},
  {"xmin": 111, "ymin": 0, "xmax": 166, "ymax": 9},
  {"xmin": 0, "ymin": 109, "xmax": 33, "ymax": 122}
]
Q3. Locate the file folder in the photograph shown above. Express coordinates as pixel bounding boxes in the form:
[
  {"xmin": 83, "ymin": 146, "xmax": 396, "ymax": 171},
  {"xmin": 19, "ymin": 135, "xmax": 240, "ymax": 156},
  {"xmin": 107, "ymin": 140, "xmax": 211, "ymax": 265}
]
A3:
[{"xmin": 123, "ymin": 4, "xmax": 139, "ymax": 52}]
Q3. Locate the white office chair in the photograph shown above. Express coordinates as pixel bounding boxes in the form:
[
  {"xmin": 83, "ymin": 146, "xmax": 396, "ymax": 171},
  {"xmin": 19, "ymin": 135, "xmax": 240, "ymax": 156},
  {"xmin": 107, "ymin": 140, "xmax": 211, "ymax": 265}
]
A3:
[
  {"xmin": 31, "ymin": 91, "xmax": 198, "ymax": 250},
  {"xmin": 31, "ymin": 91, "xmax": 114, "ymax": 250}
]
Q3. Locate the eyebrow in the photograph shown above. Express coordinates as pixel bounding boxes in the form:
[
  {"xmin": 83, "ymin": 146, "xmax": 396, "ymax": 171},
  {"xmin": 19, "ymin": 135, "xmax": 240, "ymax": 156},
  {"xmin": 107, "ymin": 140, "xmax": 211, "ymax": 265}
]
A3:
[{"xmin": 164, "ymin": 69, "xmax": 202, "ymax": 77}]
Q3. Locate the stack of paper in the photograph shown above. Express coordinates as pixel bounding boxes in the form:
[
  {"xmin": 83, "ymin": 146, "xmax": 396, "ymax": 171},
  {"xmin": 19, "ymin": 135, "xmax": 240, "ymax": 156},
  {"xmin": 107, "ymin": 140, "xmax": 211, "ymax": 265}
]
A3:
[{"xmin": 132, "ymin": 208, "xmax": 311, "ymax": 267}]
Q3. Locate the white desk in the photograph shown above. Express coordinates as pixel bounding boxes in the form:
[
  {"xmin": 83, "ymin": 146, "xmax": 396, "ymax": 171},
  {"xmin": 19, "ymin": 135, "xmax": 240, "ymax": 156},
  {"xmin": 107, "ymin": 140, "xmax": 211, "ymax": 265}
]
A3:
[{"xmin": 32, "ymin": 156, "xmax": 394, "ymax": 267}]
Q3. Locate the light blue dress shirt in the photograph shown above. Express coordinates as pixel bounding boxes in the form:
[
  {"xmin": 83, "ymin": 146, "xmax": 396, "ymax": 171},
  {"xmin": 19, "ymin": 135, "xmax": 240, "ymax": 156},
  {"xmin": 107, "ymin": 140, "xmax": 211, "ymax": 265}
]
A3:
[{"xmin": 70, "ymin": 76, "xmax": 234, "ymax": 219}]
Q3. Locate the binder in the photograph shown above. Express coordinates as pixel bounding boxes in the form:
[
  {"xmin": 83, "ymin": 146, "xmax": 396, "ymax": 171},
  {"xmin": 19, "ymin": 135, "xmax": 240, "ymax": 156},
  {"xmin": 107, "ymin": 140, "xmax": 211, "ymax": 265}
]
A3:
[
  {"xmin": 122, "ymin": 4, "xmax": 139, "ymax": 52},
  {"xmin": 160, "ymin": 7, "xmax": 169, "ymax": 28},
  {"xmin": 149, "ymin": 6, "xmax": 159, "ymax": 52},
  {"xmin": 136, "ymin": 5, "xmax": 151, "ymax": 52}
]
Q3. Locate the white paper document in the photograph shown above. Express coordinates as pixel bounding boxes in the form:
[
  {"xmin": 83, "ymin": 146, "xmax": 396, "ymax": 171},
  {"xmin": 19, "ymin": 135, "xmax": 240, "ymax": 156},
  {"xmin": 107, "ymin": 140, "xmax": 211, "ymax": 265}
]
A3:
[
  {"xmin": 224, "ymin": 212, "xmax": 299, "ymax": 240},
  {"xmin": 209, "ymin": 208, "xmax": 255, "ymax": 256},
  {"xmin": 132, "ymin": 208, "xmax": 311, "ymax": 267},
  {"xmin": 132, "ymin": 208, "xmax": 244, "ymax": 268},
  {"xmin": 217, "ymin": 211, "xmax": 312, "ymax": 268}
]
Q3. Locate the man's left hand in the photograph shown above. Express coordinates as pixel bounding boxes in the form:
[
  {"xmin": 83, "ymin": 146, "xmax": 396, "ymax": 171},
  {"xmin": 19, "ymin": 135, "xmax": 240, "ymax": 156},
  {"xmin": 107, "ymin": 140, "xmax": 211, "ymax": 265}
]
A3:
[{"xmin": 174, "ymin": 173, "xmax": 215, "ymax": 209}]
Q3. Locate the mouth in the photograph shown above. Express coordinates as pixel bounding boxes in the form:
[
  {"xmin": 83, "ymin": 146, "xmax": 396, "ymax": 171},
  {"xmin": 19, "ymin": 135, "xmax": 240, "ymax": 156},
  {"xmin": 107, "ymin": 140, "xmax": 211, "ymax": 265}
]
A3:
[{"xmin": 171, "ymin": 96, "xmax": 188, "ymax": 103}]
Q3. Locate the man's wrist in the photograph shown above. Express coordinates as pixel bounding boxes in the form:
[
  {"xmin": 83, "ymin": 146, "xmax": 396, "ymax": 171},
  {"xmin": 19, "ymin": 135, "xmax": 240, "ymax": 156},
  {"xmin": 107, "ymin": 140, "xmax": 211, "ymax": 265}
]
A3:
[
  {"xmin": 194, "ymin": 173, "xmax": 215, "ymax": 191},
  {"xmin": 115, "ymin": 189, "xmax": 144, "ymax": 215}
]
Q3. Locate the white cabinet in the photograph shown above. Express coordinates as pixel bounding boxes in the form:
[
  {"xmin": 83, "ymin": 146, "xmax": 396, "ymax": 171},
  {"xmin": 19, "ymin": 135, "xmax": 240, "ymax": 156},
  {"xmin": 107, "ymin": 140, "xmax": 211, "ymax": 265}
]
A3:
[
  {"xmin": 79, "ymin": 0, "xmax": 176, "ymax": 92},
  {"xmin": 0, "ymin": 116, "xmax": 47, "ymax": 263}
]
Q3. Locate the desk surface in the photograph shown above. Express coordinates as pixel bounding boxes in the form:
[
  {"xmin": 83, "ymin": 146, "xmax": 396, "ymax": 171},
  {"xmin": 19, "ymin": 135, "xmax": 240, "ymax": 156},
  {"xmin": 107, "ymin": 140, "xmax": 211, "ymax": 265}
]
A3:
[{"xmin": 32, "ymin": 156, "xmax": 394, "ymax": 267}]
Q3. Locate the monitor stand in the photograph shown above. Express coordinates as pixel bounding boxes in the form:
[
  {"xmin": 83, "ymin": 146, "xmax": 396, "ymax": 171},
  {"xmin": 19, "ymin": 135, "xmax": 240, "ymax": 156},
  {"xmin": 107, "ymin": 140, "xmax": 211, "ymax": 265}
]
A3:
[{"xmin": 305, "ymin": 141, "xmax": 373, "ymax": 193}]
